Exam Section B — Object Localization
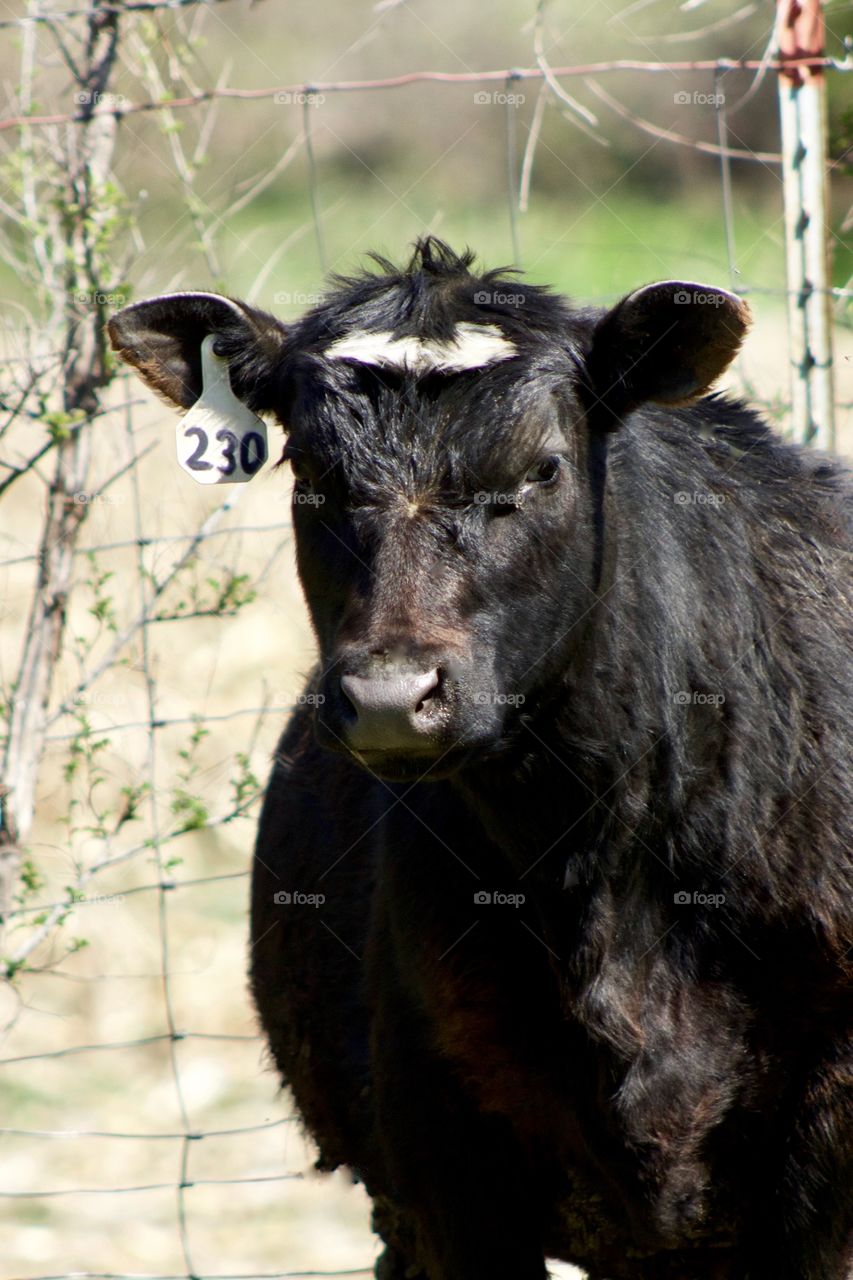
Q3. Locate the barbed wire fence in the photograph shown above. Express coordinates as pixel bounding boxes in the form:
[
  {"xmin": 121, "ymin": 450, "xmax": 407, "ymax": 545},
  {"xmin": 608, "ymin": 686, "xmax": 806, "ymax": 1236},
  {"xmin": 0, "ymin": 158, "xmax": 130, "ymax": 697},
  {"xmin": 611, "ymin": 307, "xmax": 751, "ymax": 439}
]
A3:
[{"xmin": 0, "ymin": 1, "xmax": 851, "ymax": 1278}]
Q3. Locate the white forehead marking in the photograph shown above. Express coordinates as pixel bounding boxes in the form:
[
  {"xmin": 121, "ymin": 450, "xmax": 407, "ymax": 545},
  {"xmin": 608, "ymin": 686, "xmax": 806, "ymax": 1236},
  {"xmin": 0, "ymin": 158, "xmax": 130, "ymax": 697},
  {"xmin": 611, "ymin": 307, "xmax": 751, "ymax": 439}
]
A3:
[{"xmin": 323, "ymin": 322, "xmax": 516, "ymax": 373}]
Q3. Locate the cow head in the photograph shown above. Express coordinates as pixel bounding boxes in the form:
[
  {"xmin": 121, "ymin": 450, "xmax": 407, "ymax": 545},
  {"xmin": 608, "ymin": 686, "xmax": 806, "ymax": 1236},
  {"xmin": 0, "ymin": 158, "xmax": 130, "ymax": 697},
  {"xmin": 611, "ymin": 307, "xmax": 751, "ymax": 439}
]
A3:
[{"xmin": 109, "ymin": 239, "xmax": 749, "ymax": 781}]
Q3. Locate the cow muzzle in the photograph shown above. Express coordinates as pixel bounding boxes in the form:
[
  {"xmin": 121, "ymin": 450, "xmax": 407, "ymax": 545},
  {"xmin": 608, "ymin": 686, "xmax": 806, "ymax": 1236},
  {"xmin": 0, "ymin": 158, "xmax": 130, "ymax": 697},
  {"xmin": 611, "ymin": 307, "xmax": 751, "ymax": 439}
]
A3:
[
  {"xmin": 339, "ymin": 668, "xmax": 442, "ymax": 752},
  {"xmin": 314, "ymin": 646, "xmax": 511, "ymax": 778}
]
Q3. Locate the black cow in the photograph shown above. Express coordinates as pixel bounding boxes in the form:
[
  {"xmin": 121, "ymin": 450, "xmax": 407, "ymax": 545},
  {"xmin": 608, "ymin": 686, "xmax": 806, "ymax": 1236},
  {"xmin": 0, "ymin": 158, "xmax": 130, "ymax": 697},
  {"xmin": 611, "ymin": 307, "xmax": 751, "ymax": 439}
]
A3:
[{"xmin": 109, "ymin": 239, "xmax": 853, "ymax": 1280}]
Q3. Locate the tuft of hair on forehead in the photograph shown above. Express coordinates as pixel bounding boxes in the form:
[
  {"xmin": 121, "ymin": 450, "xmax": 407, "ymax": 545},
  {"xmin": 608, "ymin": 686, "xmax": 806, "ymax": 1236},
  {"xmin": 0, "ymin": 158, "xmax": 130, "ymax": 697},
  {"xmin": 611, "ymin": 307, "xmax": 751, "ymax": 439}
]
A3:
[
  {"xmin": 286, "ymin": 236, "xmax": 580, "ymax": 377},
  {"xmin": 324, "ymin": 237, "xmax": 486, "ymax": 340},
  {"xmin": 361, "ymin": 237, "xmax": 479, "ymax": 300}
]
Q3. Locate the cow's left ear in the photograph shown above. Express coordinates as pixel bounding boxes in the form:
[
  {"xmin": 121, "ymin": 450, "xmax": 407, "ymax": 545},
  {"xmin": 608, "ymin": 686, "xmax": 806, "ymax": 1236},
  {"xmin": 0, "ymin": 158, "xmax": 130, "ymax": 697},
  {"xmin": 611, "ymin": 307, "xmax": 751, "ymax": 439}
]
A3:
[
  {"xmin": 108, "ymin": 291, "xmax": 288, "ymax": 412},
  {"xmin": 583, "ymin": 281, "xmax": 751, "ymax": 428}
]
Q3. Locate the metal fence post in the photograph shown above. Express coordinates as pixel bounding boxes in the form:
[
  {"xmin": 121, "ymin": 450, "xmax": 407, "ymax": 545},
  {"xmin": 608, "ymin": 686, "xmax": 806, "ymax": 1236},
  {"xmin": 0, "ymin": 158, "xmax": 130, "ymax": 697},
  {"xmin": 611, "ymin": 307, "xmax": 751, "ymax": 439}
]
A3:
[{"xmin": 777, "ymin": 0, "xmax": 836, "ymax": 449}]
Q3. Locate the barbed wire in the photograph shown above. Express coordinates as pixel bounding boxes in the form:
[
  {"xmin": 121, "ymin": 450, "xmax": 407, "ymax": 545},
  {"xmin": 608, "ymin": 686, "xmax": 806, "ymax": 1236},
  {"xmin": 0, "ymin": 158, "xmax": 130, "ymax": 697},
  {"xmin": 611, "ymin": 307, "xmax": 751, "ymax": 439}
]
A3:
[
  {"xmin": 0, "ymin": 56, "xmax": 848, "ymax": 135},
  {"xmin": 0, "ymin": 1118, "xmax": 292, "ymax": 1138}
]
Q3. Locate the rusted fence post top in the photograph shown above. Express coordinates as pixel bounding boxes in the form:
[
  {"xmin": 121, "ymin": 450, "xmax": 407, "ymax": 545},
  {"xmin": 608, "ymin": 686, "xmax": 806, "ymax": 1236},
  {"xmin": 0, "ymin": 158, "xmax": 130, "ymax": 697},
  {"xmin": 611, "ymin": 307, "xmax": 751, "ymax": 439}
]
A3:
[{"xmin": 777, "ymin": 0, "xmax": 825, "ymax": 85}]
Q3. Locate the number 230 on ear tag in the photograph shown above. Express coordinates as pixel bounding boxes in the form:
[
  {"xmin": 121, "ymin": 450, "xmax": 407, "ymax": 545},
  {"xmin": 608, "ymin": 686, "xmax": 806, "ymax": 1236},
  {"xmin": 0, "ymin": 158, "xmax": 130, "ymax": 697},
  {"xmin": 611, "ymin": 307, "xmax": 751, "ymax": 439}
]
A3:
[{"xmin": 177, "ymin": 334, "xmax": 268, "ymax": 484}]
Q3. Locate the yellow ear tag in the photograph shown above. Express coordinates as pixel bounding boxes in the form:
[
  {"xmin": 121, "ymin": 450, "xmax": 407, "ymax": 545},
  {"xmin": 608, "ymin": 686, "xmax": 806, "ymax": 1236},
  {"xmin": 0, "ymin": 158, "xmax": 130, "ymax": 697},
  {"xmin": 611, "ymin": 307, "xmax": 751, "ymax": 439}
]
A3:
[{"xmin": 177, "ymin": 334, "xmax": 268, "ymax": 485}]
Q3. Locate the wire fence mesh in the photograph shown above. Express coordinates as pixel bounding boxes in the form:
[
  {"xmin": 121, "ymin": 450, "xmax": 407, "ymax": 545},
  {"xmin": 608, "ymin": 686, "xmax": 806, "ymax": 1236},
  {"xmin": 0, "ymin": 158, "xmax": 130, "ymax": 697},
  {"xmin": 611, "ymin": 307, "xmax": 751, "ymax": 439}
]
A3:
[{"xmin": 0, "ymin": 1, "xmax": 851, "ymax": 1277}]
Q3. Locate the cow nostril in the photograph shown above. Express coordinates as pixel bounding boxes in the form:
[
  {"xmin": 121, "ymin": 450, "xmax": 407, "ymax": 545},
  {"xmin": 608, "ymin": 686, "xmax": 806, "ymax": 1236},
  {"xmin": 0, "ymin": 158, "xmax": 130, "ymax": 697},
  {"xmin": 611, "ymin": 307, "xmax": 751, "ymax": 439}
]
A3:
[
  {"xmin": 339, "ymin": 680, "xmax": 357, "ymax": 715},
  {"xmin": 337, "ymin": 667, "xmax": 445, "ymax": 752},
  {"xmin": 339, "ymin": 668, "xmax": 442, "ymax": 726},
  {"xmin": 414, "ymin": 669, "xmax": 441, "ymax": 715}
]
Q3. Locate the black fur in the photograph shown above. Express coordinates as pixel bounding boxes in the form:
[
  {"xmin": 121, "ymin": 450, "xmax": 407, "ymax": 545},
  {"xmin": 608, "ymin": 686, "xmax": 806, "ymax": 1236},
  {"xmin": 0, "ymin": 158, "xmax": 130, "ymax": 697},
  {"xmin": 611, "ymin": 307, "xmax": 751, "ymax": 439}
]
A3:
[{"xmin": 111, "ymin": 239, "xmax": 853, "ymax": 1280}]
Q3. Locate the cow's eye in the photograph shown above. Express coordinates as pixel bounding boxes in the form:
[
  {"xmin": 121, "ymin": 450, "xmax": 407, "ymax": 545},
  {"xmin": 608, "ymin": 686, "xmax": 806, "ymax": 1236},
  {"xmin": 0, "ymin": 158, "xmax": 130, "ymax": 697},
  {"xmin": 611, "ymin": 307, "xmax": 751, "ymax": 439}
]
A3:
[
  {"xmin": 525, "ymin": 455, "xmax": 561, "ymax": 486},
  {"xmin": 282, "ymin": 443, "xmax": 312, "ymax": 484},
  {"xmin": 287, "ymin": 456, "xmax": 315, "ymax": 493}
]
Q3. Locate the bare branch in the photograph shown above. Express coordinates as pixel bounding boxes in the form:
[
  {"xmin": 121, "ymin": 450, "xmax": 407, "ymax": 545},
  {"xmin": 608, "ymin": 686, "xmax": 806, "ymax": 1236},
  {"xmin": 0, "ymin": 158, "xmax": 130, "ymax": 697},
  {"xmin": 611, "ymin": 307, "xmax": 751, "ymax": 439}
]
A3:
[
  {"xmin": 586, "ymin": 78, "xmax": 783, "ymax": 163},
  {"xmin": 0, "ymin": 0, "xmax": 121, "ymax": 950},
  {"xmin": 641, "ymin": 4, "xmax": 759, "ymax": 44},
  {"xmin": 518, "ymin": 85, "xmax": 548, "ymax": 214},
  {"xmin": 532, "ymin": 0, "xmax": 599, "ymax": 130},
  {"xmin": 45, "ymin": 490, "xmax": 249, "ymax": 729}
]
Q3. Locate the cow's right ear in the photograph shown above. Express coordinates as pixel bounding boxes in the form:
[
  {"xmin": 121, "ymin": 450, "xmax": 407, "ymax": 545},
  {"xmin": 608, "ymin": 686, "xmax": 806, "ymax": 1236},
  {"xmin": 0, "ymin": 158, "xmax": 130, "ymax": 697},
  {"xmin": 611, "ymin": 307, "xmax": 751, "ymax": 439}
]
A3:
[
  {"xmin": 582, "ymin": 281, "xmax": 750, "ymax": 429},
  {"xmin": 107, "ymin": 291, "xmax": 288, "ymax": 412}
]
